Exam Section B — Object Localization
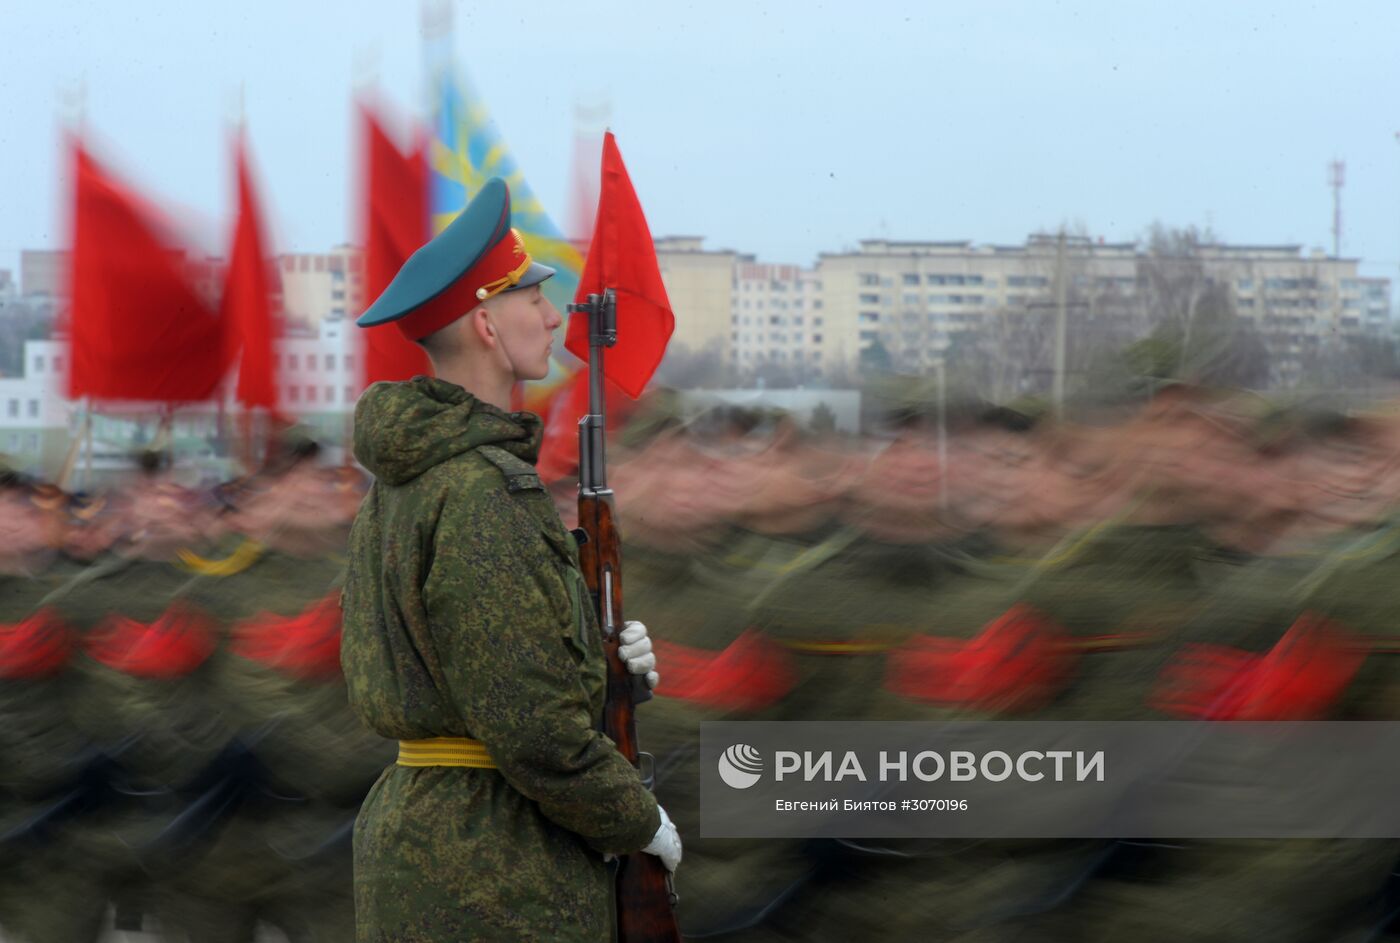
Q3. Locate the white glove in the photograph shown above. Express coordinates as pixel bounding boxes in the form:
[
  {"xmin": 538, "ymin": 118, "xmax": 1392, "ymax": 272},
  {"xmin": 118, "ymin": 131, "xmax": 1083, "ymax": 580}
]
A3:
[
  {"xmin": 619, "ymin": 620, "xmax": 660, "ymax": 690},
  {"xmin": 642, "ymin": 805, "xmax": 682, "ymax": 872}
]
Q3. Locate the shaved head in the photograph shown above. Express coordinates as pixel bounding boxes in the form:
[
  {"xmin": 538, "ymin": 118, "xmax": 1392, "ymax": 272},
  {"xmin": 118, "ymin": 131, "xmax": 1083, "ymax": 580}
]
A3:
[{"xmin": 415, "ymin": 315, "xmax": 470, "ymax": 364}]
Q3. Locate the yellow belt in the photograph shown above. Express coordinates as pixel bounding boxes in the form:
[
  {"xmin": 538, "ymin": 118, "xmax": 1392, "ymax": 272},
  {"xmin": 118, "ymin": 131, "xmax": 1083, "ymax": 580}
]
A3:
[
  {"xmin": 780, "ymin": 639, "xmax": 898, "ymax": 655},
  {"xmin": 397, "ymin": 737, "xmax": 497, "ymax": 769}
]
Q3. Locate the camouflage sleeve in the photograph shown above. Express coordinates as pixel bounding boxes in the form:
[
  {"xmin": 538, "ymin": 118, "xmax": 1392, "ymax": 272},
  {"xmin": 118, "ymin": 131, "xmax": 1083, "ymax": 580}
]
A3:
[{"xmin": 424, "ymin": 484, "xmax": 662, "ymax": 856}]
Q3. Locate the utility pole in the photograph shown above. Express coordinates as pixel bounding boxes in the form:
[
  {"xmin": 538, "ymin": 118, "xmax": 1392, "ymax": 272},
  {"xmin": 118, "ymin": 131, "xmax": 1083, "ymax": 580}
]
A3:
[
  {"xmin": 1052, "ymin": 229, "xmax": 1067, "ymax": 417},
  {"xmin": 1329, "ymin": 159, "xmax": 1345, "ymax": 258},
  {"xmin": 935, "ymin": 358, "xmax": 948, "ymax": 511}
]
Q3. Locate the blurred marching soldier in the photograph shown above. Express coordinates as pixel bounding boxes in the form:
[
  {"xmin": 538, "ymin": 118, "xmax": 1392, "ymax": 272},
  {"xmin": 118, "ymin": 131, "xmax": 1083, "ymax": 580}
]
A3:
[
  {"xmin": 147, "ymin": 435, "xmax": 384, "ymax": 942},
  {"xmin": 615, "ymin": 425, "xmax": 801, "ymax": 940},
  {"xmin": 0, "ymin": 471, "xmax": 109, "ymax": 942},
  {"xmin": 41, "ymin": 458, "xmax": 237, "ymax": 940},
  {"xmin": 1046, "ymin": 402, "xmax": 1394, "ymax": 941}
]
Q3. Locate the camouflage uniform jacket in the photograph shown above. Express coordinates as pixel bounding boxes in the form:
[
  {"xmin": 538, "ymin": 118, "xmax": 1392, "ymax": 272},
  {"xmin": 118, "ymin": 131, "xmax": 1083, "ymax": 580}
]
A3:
[{"xmin": 341, "ymin": 377, "xmax": 661, "ymax": 942}]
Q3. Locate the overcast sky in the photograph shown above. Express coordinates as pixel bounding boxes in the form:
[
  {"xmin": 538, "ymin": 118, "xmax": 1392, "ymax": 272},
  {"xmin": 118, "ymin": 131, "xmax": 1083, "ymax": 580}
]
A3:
[{"xmin": 4, "ymin": 1, "xmax": 1398, "ymax": 283}]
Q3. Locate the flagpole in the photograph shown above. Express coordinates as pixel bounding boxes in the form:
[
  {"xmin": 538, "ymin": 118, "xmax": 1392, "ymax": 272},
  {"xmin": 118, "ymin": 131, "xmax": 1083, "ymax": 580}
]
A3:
[
  {"xmin": 57, "ymin": 400, "xmax": 89, "ymax": 492},
  {"xmin": 240, "ymin": 407, "xmax": 255, "ymax": 473},
  {"xmin": 57, "ymin": 407, "xmax": 79, "ymax": 490},
  {"xmin": 82, "ymin": 400, "xmax": 94, "ymax": 491},
  {"xmin": 216, "ymin": 383, "xmax": 228, "ymax": 465}
]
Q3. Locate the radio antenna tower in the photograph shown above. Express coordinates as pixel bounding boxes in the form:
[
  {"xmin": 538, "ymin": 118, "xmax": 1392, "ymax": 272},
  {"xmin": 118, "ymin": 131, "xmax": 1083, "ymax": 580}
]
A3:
[{"xmin": 1329, "ymin": 159, "xmax": 1345, "ymax": 257}]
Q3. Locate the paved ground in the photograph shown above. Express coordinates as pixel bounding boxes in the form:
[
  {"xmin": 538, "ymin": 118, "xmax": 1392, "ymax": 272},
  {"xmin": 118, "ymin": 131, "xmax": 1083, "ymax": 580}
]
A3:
[
  {"xmin": 102, "ymin": 933, "xmax": 289, "ymax": 943},
  {"xmin": 1, "ymin": 911, "xmax": 292, "ymax": 942},
  {"xmin": 0, "ymin": 931, "xmax": 293, "ymax": 942}
]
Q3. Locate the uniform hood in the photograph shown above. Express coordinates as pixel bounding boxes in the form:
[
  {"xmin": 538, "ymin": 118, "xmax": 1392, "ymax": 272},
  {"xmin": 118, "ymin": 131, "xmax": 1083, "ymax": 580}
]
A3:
[{"xmin": 353, "ymin": 376, "xmax": 544, "ymax": 486}]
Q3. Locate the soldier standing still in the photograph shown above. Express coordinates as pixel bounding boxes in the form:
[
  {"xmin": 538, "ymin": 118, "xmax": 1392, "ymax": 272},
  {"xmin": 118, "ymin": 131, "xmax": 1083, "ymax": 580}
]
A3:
[{"xmin": 341, "ymin": 178, "xmax": 680, "ymax": 942}]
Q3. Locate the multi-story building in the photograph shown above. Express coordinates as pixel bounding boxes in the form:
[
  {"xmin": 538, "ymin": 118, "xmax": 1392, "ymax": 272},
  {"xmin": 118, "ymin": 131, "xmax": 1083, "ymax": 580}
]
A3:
[
  {"xmin": 0, "ymin": 319, "xmax": 365, "ymax": 483},
  {"xmin": 19, "ymin": 250, "xmax": 68, "ymax": 298},
  {"xmin": 1189, "ymin": 246, "xmax": 1390, "ymax": 384},
  {"xmin": 661, "ymin": 234, "xmax": 1393, "ymax": 383},
  {"xmin": 17, "ymin": 248, "xmax": 229, "ymax": 308},
  {"xmin": 277, "ymin": 245, "xmax": 365, "ymax": 329},
  {"xmin": 3, "ymin": 233, "xmax": 1389, "ymax": 479},
  {"xmin": 813, "ymin": 236, "xmax": 1139, "ymax": 374},
  {"xmin": 1359, "ymin": 278, "xmax": 1392, "ymax": 334},
  {"xmin": 654, "ymin": 237, "xmax": 739, "ymax": 362},
  {"xmin": 274, "ymin": 318, "xmax": 360, "ymax": 442},
  {"xmin": 0, "ymin": 339, "xmax": 72, "ymax": 474},
  {"xmin": 730, "ymin": 262, "xmax": 829, "ymax": 378}
]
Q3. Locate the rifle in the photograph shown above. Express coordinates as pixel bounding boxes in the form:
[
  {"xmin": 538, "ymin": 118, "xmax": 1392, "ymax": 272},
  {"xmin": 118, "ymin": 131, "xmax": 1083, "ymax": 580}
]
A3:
[{"xmin": 568, "ymin": 289, "xmax": 683, "ymax": 943}]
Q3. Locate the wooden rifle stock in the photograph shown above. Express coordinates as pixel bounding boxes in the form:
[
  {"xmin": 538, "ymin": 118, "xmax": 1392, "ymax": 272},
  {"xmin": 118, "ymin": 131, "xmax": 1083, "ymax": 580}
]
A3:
[
  {"xmin": 570, "ymin": 289, "xmax": 681, "ymax": 942},
  {"xmin": 576, "ymin": 492, "xmax": 682, "ymax": 943}
]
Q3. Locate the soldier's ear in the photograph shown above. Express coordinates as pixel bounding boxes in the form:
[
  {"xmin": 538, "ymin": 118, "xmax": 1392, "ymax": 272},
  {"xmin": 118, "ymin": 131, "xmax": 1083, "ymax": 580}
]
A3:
[{"xmin": 467, "ymin": 305, "xmax": 495, "ymax": 346}]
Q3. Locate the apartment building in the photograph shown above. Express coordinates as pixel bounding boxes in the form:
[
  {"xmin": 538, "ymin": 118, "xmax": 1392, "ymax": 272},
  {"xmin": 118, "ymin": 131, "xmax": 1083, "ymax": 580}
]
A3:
[
  {"xmin": 749, "ymin": 238, "xmax": 1390, "ymax": 380},
  {"xmin": 654, "ymin": 236, "xmax": 739, "ymax": 361},
  {"xmin": 1187, "ymin": 245, "xmax": 1391, "ymax": 383},
  {"xmin": 730, "ymin": 262, "xmax": 829, "ymax": 376},
  {"xmin": 813, "ymin": 236, "xmax": 1140, "ymax": 373},
  {"xmin": 277, "ymin": 245, "xmax": 365, "ymax": 328},
  {"xmin": 0, "ymin": 318, "xmax": 364, "ymax": 482}
]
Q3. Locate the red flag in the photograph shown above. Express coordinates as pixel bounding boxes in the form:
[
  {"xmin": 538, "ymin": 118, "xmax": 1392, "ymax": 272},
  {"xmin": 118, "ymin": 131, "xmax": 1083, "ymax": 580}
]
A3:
[
  {"xmin": 359, "ymin": 104, "xmax": 431, "ymax": 387},
  {"xmin": 565, "ymin": 132, "xmax": 673, "ymax": 399},
  {"xmin": 536, "ymin": 365, "xmax": 637, "ymax": 483},
  {"xmin": 230, "ymin": 594, "xmax": 343, "ymax": 680},
  {"xmin": 85, "ymin": 604, "xmax": 217, "ymax": 679},
  {"xmin": 0, "ymin": 610, "xmax": 73, "ymax": 679},
  {"xmin": 885, "ymin": 605, "xmax": 1075, "ymax": 713},
  {"xmin": 222, "ymin": 134, "xmax": 279, "ymax": 413},
  {"xmin": 1152, "ymin": 613, "xmax": 1364, "ymax": 720},
  {"xmin": 651, "ymin": 630, "xmax": 796, "ymax": 713},
  {"xmin": 67, "ymin": 142, "xmax": 229, "ymax": 401}
]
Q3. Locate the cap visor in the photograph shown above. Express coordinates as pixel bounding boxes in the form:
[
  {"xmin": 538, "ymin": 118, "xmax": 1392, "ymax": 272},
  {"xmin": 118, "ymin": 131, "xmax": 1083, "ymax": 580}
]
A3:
[{"xmin": 506, "ymin": 262, "xmax": 556, "ymax": 292}]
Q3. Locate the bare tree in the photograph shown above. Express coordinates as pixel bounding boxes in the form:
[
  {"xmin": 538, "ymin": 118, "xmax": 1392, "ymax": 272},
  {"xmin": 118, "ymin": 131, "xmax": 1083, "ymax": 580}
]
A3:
[
  {"xmin": 942, "ymin": 231, "xmax": 1142, "ymax": 402},
  {"xmin": 1135, "ymin": 224, "xmax": 1271, "ymax": 389},
  {"xmin": 653, "ymin": 339, "xmax": 735, "ymax": 389},
  {"xmin": 0, "ymin": 297, "xmax": 57, "ymax": 377}
]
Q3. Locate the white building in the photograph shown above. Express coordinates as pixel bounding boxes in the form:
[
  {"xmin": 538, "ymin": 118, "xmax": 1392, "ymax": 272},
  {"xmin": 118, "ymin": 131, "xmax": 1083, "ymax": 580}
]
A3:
[
  {"xmin": 277, "ymin": 246, "xmax": 365, "ymax": 329},
  {"xmin": 0, "ymin": 339, "xmax": 72, "ymax": 473},
  {"xmin": 730, "ymin": 262, "xmax": 829, "ymax": 378},
  {"xmin": 1, "ymin": 319, "xmax": 364, "ymax": 484}
]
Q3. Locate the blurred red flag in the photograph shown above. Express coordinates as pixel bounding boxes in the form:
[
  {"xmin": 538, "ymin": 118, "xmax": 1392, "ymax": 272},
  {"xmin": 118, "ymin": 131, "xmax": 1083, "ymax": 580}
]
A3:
[
  {"xmin": 1151, "ymin": 612, "xmax": 1364, "ymax": 720},
  {"xmin": 565, "ymin": 132, "xmax": 673, "ymax": 399},
  {"xmin": 230, "ymin": 594, "xmax": 343, "ymax": 680},
  {"xmin": 359, "ymin": 104, "xmax": 431, "ymax": 388},
  {"xmin": 536, "ymin": 366, "xmax": 637, "ymax": 483},
  {"xmin": 886, "ymin": 605, "xmax": 1074, "ymax": 713},
  {"xmin": 652, "ymin": 630, "xmax": 796, "ymax": 713},
  {"xmin": 67, "ymin": 142, "xmax": 229, "ymax": 401},
  {"xmin": 222, "ymin": 133, "xmax": 280, "ymax": 414}
]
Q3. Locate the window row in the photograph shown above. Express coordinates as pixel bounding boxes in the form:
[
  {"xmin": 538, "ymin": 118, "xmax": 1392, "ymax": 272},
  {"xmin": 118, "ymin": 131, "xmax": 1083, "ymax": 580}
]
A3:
[
  {"xmin": 5, "ymin": 400, "xmax": 40, "ymax": 419},
  {"xmin": 3, "ymin": 432, "xmax": 40, "ymax": 453},
  {"xmin": 903, "ymin": 273, "xmax": 987, "ymax": 286},
  {"xmin": 284, "ymin": 385, "xmax": 358, "ymax": 405},
  {"xmin": 732, "ymin": 315, "xmax": 823, "ymax": 327},
  {"xmin": 731, "ymin": 332, "xmax": 823, "ymax": 345},
  {"xmin": 735, "ymin": 280, "xmax": 822, "ymax": 292},
  {"xmin": 734, "ymin": 350, "xmax": 823, "ymax": 363},
  {"xmin": 280, "ymin": 255, "xmax": 363, "ymax": 274},
  {"xmin": 277, "ymin": 353, "xmax": 354, "ymax": 372}
]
